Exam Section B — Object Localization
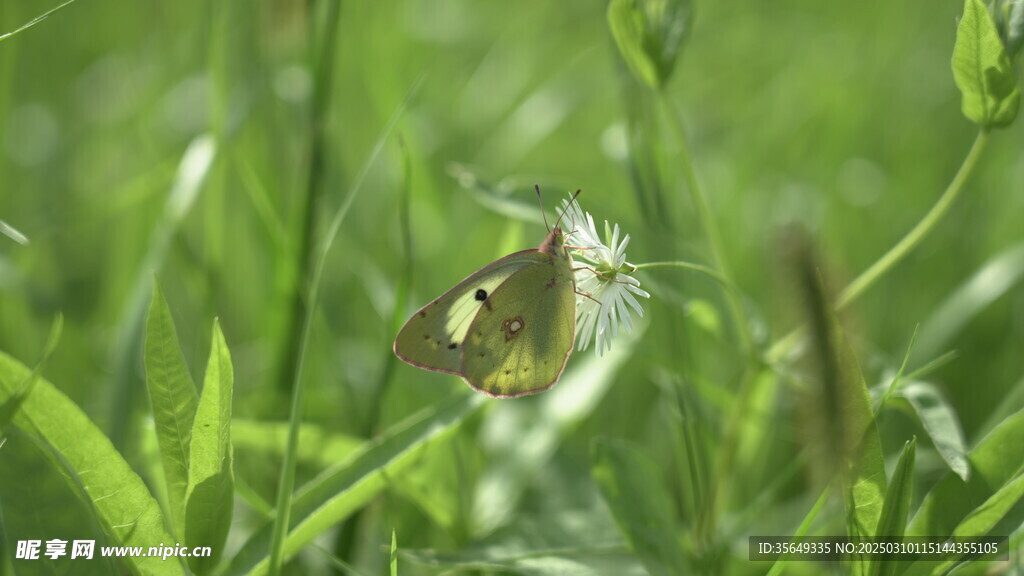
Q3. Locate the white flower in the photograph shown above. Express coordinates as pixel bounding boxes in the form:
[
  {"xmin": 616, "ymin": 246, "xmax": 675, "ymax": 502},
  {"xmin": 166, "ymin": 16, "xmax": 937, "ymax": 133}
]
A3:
[{"xmin": 560, "ymin": 195, "xmax": 649, "ymax": 356}]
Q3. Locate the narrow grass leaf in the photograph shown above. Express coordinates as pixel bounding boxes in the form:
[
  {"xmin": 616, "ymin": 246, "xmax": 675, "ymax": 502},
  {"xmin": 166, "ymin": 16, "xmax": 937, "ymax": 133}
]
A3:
[
  {"xmin": 909, "ymin": 403, "xmax": 1024, "ymax": 532},
  {"xmin": 223, "ymin": 392, "xmax": 485, "ymax": 576},
  {"xmin": 897, "ymin": 382, "xmax": 969, "ymax": 481},
  {"xmin": 1005, "ymin": 0, "xmax": 1024, "ymax": 56},
  {"xmin": 184, "ymin": 320, "xmax": 234, "ymax": 573},
  {"xmin": 766, "ymin": 485, "xmax": 832, "ymax": 576},
  {"xmin": 871, "ymin": 438, "xmax": 915, "ymax": 576},
  {"xmin": 952, "ymin": 0, "xmax": 1020, "ymax": 128},
  {"xmin": 607, "ymin": 0, "xmax": 691, "ymax": 89},
  {"xmin": 878, "ymin": 325, "xmax": 918, "ymax": 410},
  {"xmin": 591, "ymin": 438, "xmax": 686, "ymax": 576},
  {"xmin": 390, "ymin": 530, "xmax": 398, "ymax": 576},
  {"xmin": 0, "ymin": 0, "xmax": 80, "ymax": 43},
  {"xmin": 232, "ymin": 419, "xmax": 362, "ymax": 469},
  {"xmin": 109, "ymin": 134, "xmax": 215, "ymax": 449},
  {"xmin": 0, "ymin": 314, "xmax": 61, "ymax": 432},
  {"xmin": 0, "ymin": 352, "xmax": 180, "ymax": 576},
  {"xmin": 901, "ymin": 470, "xmax": 1024, "ymax": 576},
  {"xmin": 0, "ymin": 218, "xmax": 29, "ymax": 245},
  {"xmin": 144, "ymin": 281, "xmax": 199, "ymax": 537},
  {"xmin": 915, "ymin": 243, "xmax": 1024, "ymax": 362},
  {"xmin": 908, "ymin": 407, "xmax": 1024, "ymax": 537}
]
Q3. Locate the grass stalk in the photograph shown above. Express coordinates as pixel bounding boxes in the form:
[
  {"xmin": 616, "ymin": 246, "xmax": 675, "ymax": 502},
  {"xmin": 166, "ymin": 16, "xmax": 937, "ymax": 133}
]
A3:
[
  {"xmin": 656, "ymin": 91, "xmax": 755, "ymax": 360},
  {"xmin": 766, "ymin": 130, "xmax": 990, "ymax": 364}
]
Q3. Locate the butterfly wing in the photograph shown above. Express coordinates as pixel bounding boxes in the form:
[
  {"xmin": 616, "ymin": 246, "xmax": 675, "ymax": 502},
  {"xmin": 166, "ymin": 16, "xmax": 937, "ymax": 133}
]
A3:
[
  {"xmin": 394, "ymin": 250, "xmax": 544, "ymax": 374},
  {"xmin": 460, "ymin": 252, "xmax": 577, "ymax": 397}
]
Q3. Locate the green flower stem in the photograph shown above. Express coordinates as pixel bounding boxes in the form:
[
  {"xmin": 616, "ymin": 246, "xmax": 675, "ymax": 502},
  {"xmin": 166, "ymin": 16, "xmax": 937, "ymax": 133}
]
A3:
[
  {"xmin": 766, "ymin": 129, "xmax": 990, "ymax": 364},
  {"xmin": 634, "ymin": 260, "xmax": 729, "ymax": 285},
  {"xmin": 268, "ymin": 1, "xmax": 343, "ymax": 573},
  {"xmin": 657, "ymin": 91, "xmax": 755, "ymax": 360}
]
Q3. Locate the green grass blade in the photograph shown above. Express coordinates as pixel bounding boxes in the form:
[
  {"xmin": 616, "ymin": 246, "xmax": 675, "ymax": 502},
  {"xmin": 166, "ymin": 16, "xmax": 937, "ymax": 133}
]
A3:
[
  {"xmin": 268, "ymin": 75, "xmax": 421, "ymax": 576},
  {"xmin": 184, "ymin": 320, "xmax": 234, "ymax": 573},
  {"xmin": 878, "ymin": 325, "xmax": 918, "ymax": 410},
  {"xmin": 901, "ymin": 470, "xmax": 1024, "ymax": 576},
  {"xmin": 232, "ymin": 419, "xmax": 362, "ymax": 469},
  {"xmin": 914, "ymin": 243, "xmax": 1024, "ymax": 363},
  {"xmin": 0, "ymin": 218, "xmax": 30, "ymax": 246},
  {"xmin": 896, "ymin": 382, "xmax": 969, "ymax": 481},
  {"xmin": 872, "ymin": 438, "xmax": 915, "ymax": 576},
  {"xmin": 144, "ymin": 281, "xmax": 199, "ymax": 537},
  {"xmin": 0, "ymin": 314, "xmax": 61, "ymax": 432},
  {"xmin": 109, "ymin": 134, "xmax": 215, "ymax": 450},
  {"xmin": 223, "ymin": 393, "xmax": 485, "ymax": 576},
  {"xmin": 607, "ymin": 0, "xmax": 691, "ymax": 89},
  {"xmin": 0, "ymin": 0, "xmax": 80, "ymax": 43},
  {"xmin": 0, "ymin": 352, "xmax": 180, "ymax": 576},
  {"xmin": 591, "ymin": 438, "xmax": 686, "ymax": 576},
  {"xmin": 907, "ymin": 407, "xmax": 1024, "ymax": 537},
  {"xmin": 765, "ymin": 485, "xmax": 832, "ymax": 576},
  {"xmin": 390, "ymin": 530, "xmax": 398, "ymax": 576}
]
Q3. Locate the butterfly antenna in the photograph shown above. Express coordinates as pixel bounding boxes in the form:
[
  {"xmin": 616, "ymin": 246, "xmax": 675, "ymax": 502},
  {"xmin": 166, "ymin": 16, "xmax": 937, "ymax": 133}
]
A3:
[
  {"xmin": 554, "ymin": 189, "xmax": 581, "ymax": 229},
  {"xmin": 535, "ymin": 185, "xmax": 551, "ymax": 232}
]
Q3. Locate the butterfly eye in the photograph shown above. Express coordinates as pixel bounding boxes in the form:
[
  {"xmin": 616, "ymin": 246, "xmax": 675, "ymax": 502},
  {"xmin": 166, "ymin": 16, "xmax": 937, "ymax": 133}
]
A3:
[{"xmin": 474, "ymin": 289, "xmax": 487, "ymax": 301}]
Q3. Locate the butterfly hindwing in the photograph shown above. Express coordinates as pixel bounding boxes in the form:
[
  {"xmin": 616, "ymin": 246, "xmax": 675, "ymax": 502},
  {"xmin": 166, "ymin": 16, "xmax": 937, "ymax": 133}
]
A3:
[
  {"xmin": 460, "ymin": 252, "xmax": 577, "ymax": 397},
  {"xmin": 393, "ymin": 250, "xmax": 544, "ymax": 374}
]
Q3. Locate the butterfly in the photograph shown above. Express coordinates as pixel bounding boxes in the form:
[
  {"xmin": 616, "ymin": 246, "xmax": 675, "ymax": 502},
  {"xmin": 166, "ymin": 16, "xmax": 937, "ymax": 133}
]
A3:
[{"xmin": 393, "ymin": 190, "xmax": 580, "ymax": 397}]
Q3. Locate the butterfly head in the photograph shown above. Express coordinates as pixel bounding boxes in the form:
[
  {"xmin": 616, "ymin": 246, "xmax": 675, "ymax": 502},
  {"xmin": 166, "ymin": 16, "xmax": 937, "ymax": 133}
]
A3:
[{"xmin": 539, "ymin": 226, "xmax": 569, "ymax": 258}]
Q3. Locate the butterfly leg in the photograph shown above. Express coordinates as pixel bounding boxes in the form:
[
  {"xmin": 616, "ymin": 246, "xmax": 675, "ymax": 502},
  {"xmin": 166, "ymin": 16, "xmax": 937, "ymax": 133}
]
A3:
[{"xmin": 573, "ymin": 265, "xmax": 634, "ymax": 286}]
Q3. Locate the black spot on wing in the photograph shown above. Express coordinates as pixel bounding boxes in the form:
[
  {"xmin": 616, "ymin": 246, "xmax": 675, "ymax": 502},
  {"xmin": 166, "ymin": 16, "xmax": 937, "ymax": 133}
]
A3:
[
  {"xmin": 448, "ymin": 342, "xmax": 457, "ymax": 350},
  {"xmin": 475, "ymin": 289, "xmax": 487, "ymax": 301}
]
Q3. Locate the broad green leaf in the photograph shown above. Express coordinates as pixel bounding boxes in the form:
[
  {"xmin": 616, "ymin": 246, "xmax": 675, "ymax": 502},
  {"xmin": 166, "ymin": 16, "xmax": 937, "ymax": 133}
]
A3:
[
  {"xmin": 897, "ymin": 382, "xmax": 969, "ymax": 481},
  {"xmin": 607, "ymin": 0, "xmax": 691, "ymax": 89},
  {"xmin": 0, "ymin": 314, "xmax": 61, "ymax": 432},
  {"xmin": 144, "ymin": 281, "xmax": 198, "ymax": 537},
  {"xmin": 591, "ymin": 438, "xmax": 686, "ymax": 576},
  {"xmin": 901, "ymin": 470, "xmax": 1024, "ymax": 576},
  {"xmin": 908, "ymin": 407, "xmax": 1024, "ymax": 537},
  {"xmin": 871, "ymin": 439, "xmax": 915, "ymax": 576},
  {"xmin": 184, "ymin": 320, "xmax": 234, "ymax": 573},
  {"xmin": 952, "ymin": 0, "xmax": 1020, "ymax": 128},
  {"xmin": 0, "ymin": 351, "xmax": 180, "ymax": 576},
  {"xmin": 0, "ymin": 429, "xmax": 120, "ymax": 575},
  {"xmin": 222, "ymin": 392, "xmax": 485, "ymax": 576}
]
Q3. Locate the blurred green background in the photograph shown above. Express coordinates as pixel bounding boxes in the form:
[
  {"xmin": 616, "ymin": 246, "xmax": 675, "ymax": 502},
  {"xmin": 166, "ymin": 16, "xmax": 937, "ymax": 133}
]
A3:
[{"xmin": 1, "ymin": 0, "xmax": 1023, "ymax": 574}]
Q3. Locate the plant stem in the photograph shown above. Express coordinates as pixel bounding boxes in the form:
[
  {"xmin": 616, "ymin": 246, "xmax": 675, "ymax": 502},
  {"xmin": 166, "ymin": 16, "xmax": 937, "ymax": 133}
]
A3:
[
  {"xmin": 766, "ymin": 129, "xmax": 990, "ymax": 364},
  {"xmin": 656, "ymin": 91, "xmax": 755, "ymax": 360},
  {"xmin": 268, "ymin": 0, "xmax": 342, "ymax": 573},
  {"xmin": 634, "ymin": 260, "xmax": 728, "ymax": 285},
  {"xmin": 836, "ymin": 130, "xmax": 989, "ymax": 310}
]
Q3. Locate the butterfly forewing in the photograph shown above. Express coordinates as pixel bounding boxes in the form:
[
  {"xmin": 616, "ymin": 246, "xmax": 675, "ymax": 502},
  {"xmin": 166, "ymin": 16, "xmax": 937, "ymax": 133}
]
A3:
[
  {"xmin": 460, "ymin": 252, "xmax": 576, "ymax": 397},
  {"xmin": 393, "ymin": 250, "xmax": 546, "ymax": 374}
]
